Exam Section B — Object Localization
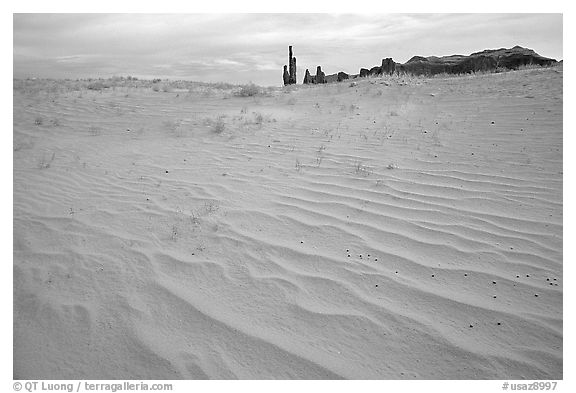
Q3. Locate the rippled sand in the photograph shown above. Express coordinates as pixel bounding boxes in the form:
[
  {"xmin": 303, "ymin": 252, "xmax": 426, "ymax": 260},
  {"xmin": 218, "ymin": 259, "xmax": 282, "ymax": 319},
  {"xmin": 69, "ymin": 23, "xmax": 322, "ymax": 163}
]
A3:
[{"xmin": 13, "ymin": 67, "xmax": 562, "ymax": 379}]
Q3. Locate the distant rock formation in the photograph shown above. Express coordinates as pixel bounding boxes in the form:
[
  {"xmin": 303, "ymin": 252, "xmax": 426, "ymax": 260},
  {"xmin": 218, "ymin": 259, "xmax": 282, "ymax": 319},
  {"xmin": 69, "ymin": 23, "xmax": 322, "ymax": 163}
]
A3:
[
  {"xmin": 283, "ymin": 65, "xmax": 290, "ymax": 86},
  {"xmin": 283, "ymin": 45, "xmax": 556, "ymax": 85},
  {"xmin": 283, "ymin": 46, "xmax": 297, "ymax": 85},
  {"xmin": 303, "ymin": 69, "xmax": 313, "ymax": 84},
  {"xmin": 396, "ymin": 46, "xmax": 557, "ymax": 76},
  {"xmin": 315, "ymin": 66, "xmax": 326, "ymax": 84},
  {"xmin": 303, "ymin": 67, "xmax": 328, "ymax": 84},
  {"xmin": 337, "ymin": 72, "xmax": 349, "ymax": 82},
  {"xmin": 381, "ymin": 58, "xmax": 396, "ymax": 75},
  {"xmin": 369, "ymin": 66, "xmax": 381, "ymax": 76}
]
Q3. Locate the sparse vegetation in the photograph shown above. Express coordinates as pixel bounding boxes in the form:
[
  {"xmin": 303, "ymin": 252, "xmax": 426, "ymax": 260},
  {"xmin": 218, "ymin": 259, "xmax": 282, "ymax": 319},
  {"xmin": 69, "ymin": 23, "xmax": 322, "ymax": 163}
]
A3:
[
  {"xmin": 295, "ymin": 159, "xmax": 302, "ymax": 172},
  {"xmin": 87, "ymin": 81, "xmax": 109, "ymax": 91},
  {"xmin": 236, "ymin": 83, "xmax": 261, "ymax": 97},
  {"xmin": 354, "ymin": 161, "xmax": 372, "ymax": 177},
  {"xmin": 38, "ymin": 152, "xmax": 56, "ymax": 169},
  {"xmin": 88, "ymin": 125, "xmax": 101, "ymax": 136},
  {"xmin": 207, "ymin": 116, "xmax": 226, "ymax": 134}
]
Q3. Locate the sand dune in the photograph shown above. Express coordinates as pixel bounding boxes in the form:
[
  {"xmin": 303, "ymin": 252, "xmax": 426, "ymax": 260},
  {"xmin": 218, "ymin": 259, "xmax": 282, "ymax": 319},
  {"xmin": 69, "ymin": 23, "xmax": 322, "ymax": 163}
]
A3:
[{"xmin": 13, "ymin": 67, "xmax": 562, "ymax": 379}]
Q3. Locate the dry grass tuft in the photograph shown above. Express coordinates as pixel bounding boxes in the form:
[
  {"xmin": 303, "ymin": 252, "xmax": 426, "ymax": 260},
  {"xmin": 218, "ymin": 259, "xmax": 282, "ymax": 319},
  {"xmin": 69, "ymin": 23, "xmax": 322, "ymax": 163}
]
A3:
[{"xmin": 236, "ymin": 83, "xmax": 261, "ymax": 97}]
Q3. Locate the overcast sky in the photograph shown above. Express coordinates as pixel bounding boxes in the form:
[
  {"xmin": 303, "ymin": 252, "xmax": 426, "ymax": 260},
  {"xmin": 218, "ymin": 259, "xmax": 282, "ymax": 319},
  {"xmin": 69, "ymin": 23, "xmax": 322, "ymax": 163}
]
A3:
[{"xmin": 13, "ymin": 13, "xmax": 563, "ymax": 86}]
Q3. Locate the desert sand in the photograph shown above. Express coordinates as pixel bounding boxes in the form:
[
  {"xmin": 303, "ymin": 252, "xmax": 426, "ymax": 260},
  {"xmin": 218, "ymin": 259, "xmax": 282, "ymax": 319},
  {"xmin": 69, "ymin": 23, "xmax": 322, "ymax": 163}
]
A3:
[{"xmin": 13, "ymin": 66, "xmax": 562, "ymax": 379}]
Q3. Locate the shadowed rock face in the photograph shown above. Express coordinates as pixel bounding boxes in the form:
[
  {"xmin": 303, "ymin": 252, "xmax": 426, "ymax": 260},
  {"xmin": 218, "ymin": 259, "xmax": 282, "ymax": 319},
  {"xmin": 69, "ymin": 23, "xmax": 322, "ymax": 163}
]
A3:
[
  {"xmin": 369, "ymin": 66, "xmax": 381, "ymax": 75},
  {"xmin": 303, "ymin": 67, "xmax": 330, "ymax": 84},
  {"xmin": 283, "ymin": 65, "xmax": 290, "ymax": 86},
  {"xmin": 337, "ymin": 72, "xmax": 349, "ymax": 82},
  {"xmin": 303, "ymin": 69, "xmax": 313, "ymax": 84},
  {"xmin": 283, "ymin": 46, "xmax": 297, "ymax": 86},
  {"xmin": 381, "ymin": 58, "xmax": 396, "ymax": 75},
  {"xmin": 315, "ymin": 66, "xmax": 326, "ymax": 84},
  {"xmin": 397, "ymin": 46, "xmax": 557, "ymax": 76}
]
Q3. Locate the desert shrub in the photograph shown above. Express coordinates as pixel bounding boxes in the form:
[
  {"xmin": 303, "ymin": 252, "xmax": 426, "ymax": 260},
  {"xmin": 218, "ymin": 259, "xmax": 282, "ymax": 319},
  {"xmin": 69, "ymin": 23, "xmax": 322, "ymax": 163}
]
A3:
[
  {"xmin": 162, "ymin": 119, "xmax": 182, "ymax": 136},
  {"xmin": 242, "ymin": 112, "xmax": 273, "ymax": 127},
  {"xmin": 236, "ymin": 83, "xmax": 261, "ymax": 97},
  {"xmin": 295, "ymin": 159, "xmax": 302, "ymax": 172},
  {"xmin": 38, "ymin": 152, "xmax": 56, "ymax": 169},
  {"xmin": 213, "ymin": 119, "xmax": 225, "ymax": 134},
  {"xmin": 354, "ymin": 161, "xmax": 372, "ymax": 177},
  {"xmin": 34, "ymin": 116, "xmax": 43, "ymax": 126},
  {"xmin": 212, "ymin": 82, "xmax": 237, "ymax": 90},
  {"xmin": 88, "ymin": 125, "xmax": 102, "ymax": 136},
  {"xmin": 206, "ymin": 116, "xmax": 226, "ymax": 134},
  {"xmin": 87, "ymin": 81, "xmax": 109, "ymax": 90}
]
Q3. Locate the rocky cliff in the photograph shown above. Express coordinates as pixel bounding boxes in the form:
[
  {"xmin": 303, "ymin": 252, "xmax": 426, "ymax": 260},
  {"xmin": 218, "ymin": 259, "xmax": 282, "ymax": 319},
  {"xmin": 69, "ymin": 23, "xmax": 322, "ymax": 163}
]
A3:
[{"xmin": 390, "ymin": 46, "xmax": 557, "ymax": 76}]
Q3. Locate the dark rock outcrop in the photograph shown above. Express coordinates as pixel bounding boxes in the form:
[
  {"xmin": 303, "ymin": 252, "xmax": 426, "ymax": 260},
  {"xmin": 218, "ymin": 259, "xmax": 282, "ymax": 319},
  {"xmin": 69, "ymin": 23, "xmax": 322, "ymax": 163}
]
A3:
[
  {"xmin": 323, "ymin": 71, "xmax": 349, "ymax": 83},
  {"xmin": 337, "ymin": 72, "xmax": 349, "ymax": 82},
  {"xmin": 381, "ymin": 58, "xmax": 396, "ymax": 75},
  {"xmin": 283, "ymin": 65, "xmax": 290, "ymax": 86},
  {"xmin": 303, "ymin": 69, "xmax": 313, "ymax": 84},
  {"xmin": 315, "ymin": 66, "xmax": 326, "ymax": 84},
  {"xmin": 369, "ymin": 66, "xmax": 381, "ymax": 76},
  {"xmin": 304, "ymin": 67, "xmax": 329, "ymax": 84},
  {"xmin": 283, "ymin": 46, "xmax": 297, "ymax": 85},
  {"xmin": 398, "ymin": 46, "xmax": 557, "ymax": 76},
  {"xmin": 359, "ymin": 68, "xmax": 370, "ymax": 78}
]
